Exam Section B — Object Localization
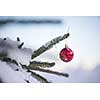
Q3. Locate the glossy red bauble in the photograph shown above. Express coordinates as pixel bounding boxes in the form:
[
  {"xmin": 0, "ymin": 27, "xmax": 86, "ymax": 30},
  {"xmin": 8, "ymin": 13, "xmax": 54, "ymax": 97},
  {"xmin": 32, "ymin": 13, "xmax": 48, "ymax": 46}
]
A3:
[{"xmin": 59, "ymin": 47, "xmax": 74, "ymax": 62}]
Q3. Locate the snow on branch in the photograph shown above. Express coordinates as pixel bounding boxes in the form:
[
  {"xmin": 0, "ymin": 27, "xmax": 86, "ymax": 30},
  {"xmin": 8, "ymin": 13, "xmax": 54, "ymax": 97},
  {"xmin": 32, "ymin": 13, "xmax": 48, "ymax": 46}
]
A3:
[
  {"xmin": 0, "ymin": 33, "xmax": 70, "ymax": 83},
  {"xmin": 31, "ymin": 33, "xmax": 70, "ymax": 59},
  {"xmin": 29, "ymin": 61, "xmax": 55, "ymax": 68}
]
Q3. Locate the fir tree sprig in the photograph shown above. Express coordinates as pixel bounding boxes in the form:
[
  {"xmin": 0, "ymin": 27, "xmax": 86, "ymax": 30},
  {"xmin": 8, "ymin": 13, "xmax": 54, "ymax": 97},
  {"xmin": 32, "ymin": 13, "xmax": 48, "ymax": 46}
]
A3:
[
  {"xmin": 29, "ymin": 61, "xmax": 55, "ymax": 68},
  {"xmin": 21, "ymin": 64, "xmax": 69, "ymax": 78},
  {"xmin": 31, "ymin": 33, "xmax": 69, "ymax": 59},
  {"xmin": 27, "ymin": 70, "xmax": 50, "ymax": 83},
  {"xmin": 0, "ymin": 33, "xmax": 70, "ymax": 83}
]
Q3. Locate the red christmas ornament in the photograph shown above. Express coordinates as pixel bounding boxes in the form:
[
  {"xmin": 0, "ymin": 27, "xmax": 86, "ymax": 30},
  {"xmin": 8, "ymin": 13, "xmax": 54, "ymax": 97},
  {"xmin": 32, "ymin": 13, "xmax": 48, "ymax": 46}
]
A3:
[{"xmin": 59, "ymin": 47, "xmax": 74, "ymax": 62}]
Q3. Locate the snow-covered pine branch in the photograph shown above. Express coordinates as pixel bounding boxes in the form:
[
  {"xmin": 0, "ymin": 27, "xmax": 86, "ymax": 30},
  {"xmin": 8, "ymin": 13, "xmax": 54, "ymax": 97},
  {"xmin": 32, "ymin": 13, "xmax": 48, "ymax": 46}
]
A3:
[
  {"xmin": 31, "ymin": 33, "xmax": 69, "ymax": 59},
  {"xmin": 0, "ymin": 33, "xmax": 69, "ymax": 83}
]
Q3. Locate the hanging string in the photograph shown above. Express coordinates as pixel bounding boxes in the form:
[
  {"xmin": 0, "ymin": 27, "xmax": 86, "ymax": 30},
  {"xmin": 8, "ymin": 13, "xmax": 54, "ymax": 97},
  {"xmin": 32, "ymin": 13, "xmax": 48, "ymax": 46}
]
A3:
[{"xmin": 65, "ymin": 25, "xmax": 70, "ymax": 48}]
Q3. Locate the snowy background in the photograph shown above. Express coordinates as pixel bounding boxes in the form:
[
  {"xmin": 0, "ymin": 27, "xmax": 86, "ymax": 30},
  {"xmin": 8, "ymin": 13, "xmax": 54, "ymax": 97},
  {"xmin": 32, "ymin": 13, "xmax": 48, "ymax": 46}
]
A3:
[{"xmin": 0, "ymin": 16, "xmax": 100, "ymax": 82}]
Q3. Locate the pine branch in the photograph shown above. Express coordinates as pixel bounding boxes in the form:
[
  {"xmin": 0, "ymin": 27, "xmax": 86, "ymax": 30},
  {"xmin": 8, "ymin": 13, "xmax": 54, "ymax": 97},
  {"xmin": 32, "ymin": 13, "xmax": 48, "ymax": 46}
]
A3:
[
  {"xmin": 27, "ymin": 70, "xmax": 50, "ymax": 83},
  {"xmin": 20, "ymin": 64, "xmax": 51, "ymax": 83},
  {"xmin": 2, "ymin": 57, "xmax": 18, "ymax": 66},
  {"xmin": 28, "ymin": 67, "xmax": 69, "ymax": 78},
  {"xmin": 0, "ymin": 35, "xmax": 70, "ymax": 83},
  {"xmin": 31, "ymin": 33, "xmax": 70, "ymax": 59},
  {"xmin": 29, "ymin": 61, "xmax": 55, "ymax": 68},
  {"xmin": 0, "ymin": 54, "xmax": 18, "ymax": 66}
]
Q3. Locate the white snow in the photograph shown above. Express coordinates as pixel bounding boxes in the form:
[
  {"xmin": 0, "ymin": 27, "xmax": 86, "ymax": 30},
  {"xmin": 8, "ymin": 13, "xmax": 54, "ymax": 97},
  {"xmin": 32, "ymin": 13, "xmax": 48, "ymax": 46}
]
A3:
[
  {"xmin": 0, "ymin": 37, "xmax": 38, "ymax": 83},
  {"xmin": 0, "ymin": 37, "xmax": 33, "ymax": 65},
  {"xmin": 0, "ymin": 61, "xmax": 26, "ymax": 83}
]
